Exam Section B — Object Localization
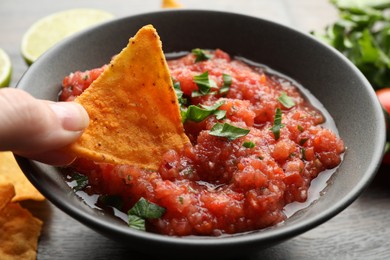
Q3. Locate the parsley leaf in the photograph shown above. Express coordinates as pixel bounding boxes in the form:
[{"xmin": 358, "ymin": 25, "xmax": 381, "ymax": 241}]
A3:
[
  {"xmin": 243, "ymin": 141, "xmax": 255, "ymax": 148},
  {"xmin": 128, "ymin": 215, "xmax": 146, "ymax": 231},
  {"xmin": 182, "ymin": 101, "xmax": 226, "ymax": 123},
  {"xmin": 270, "ymin": 108, "xmax": 285, "ymax": 140},
  {"xmin": 128, "ymin": 197, "xmax": 165, "ymax": 219},
  {"xmin": 301, "ymin": 147, "xmax": 307, "ymax": 161},
  {"xmin": 312, "ymin": 0, "xmax": 390, "ymax": 89},
  {"xmin": 72, "ymin": 173, "xmax": 88, "ymax": 191},
  {"xmin": 209, "ymin": 123, "xmax": 250, "ymax": 140},
  {"xmin": 278, "ymin": 92, "xmax": 295, "ymax": 108},
  {"xmin": 220, "ymin": 73, "xmax": 232, "ymax": 95},
  {"xmin": 127, "ymin": 197, "xmax": 165, "ymax": 231},
  {"xmin": 192, "ymin": 48, "xmax": 212, "ymax": 62},
  {"xmin": 172, "ymin": 79, "xmax": 187, "ymax": 106},
  {"xmin": 192, "ymin": 71, "xmax": 217, "ymax": 97},
  {"xmin": 98, "ymin": 195, "xmax": 124, "ymax": 210}
]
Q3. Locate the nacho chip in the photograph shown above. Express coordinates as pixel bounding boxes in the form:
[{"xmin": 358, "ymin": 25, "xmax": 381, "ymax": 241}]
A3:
[
  {"xmin": 0, "ymin": 202, "xmax": 42, "ymax": 260},
  {"xmin": 0, "ymin": 183, "xmax": 15, "ymax": 212},
  {"xmin": 68, "ymin": 25, "xmax": 190, "ymax": 170},
  {"xmin": 162, "ymin": 0, "xmax": 182, "ymax": 8},
  {"xmin": 0, "ymin": 152, "xmax": 44, "ymax": 202}
]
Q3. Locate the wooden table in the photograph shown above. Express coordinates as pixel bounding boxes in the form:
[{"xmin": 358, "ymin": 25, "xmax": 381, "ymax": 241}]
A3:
[{"xmin": 1, "ymin": 0, "xmax": 390, "ymax": 259}]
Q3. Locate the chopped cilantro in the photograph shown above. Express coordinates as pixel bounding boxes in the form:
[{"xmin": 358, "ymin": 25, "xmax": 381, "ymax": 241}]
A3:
[
  {"xmin": 301, "ymin": 147, "xmax": 307, "ymax": 161},
  {"xmin": 72, "ymin": 173, "xmax": 88, "ymax": 191},
  {"xmin": 182, "ymin": 101, "xmax": 226, "ymax": 123},
  {"xmin": 127, "ymin": 197, "xmax": 165, "ymax": 231},
  {"xmin": 98, "ymin": 195, "xmax": 124, "ymax": 210},
  {"xmin": 192, "ymin": 71, "xmax": 217, "ymax": 97},
  {"xmin": 278, "ymin": 92, "xmax": 295, "ymax": 108},
  {"xmin": 220, "ymin": 73, "xmax": 232, "ymax": 95},
  {"xmin": 270, "ymin": 108, "xmax": 285, "ymax": 140},
  {"xmin": 312, "ymin": 0, "xmax": 390, "ymax": 90},
  {"xmin": 209, "ymin": 122, "xmax": 250, "ymax": 141},
  {"xmin": 172, "ymin": 79, "xmax": 187, "ymax": 106},
  {"xmin": 192, "ymin": 48, "xmax": 212, "ymax": 62},
  {"xmin": 243, "ymin": 141, "xmax": 255, "ymax": 148},
  {"xmin": 128, "ymin": 197, "xmax": 166, "ymax": 219},
  {"xmin": 299, "ymin": 138, "xmax": 309, "ymax": 146},
  {"xmin": 128, "ymin": 215, "xmax": 145, "ymax": 231}
]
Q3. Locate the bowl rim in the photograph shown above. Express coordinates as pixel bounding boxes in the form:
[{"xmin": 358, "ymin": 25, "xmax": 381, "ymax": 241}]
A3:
[{"xmin": 16, "ymin": 8, "xmax": 386, "ymax": 250}]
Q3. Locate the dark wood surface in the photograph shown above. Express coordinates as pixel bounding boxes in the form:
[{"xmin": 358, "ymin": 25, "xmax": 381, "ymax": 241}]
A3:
[{"xmin": 1, "ymin": 0, "xmax": 390, "ymax": 259}]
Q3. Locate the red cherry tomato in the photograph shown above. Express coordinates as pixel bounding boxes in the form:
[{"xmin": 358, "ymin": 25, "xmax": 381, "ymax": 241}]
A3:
[
  {"xmin": 376, "ymin": 88, "xmax": 390, "ymax": 164},
  {"xmin": 376, "ymin": 88, "xmax": 390, "ymax": 114}
]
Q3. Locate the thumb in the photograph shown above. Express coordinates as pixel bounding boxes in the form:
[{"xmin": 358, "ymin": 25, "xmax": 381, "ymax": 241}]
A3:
[{"xmin": 0, "ymin": 88, "xmax": 89, "ymax": 164}]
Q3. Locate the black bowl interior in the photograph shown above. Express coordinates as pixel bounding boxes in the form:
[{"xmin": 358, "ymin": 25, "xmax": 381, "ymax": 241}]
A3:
[{"xmin": 16, "ymin": 10, "xmax": 386, "ymax": 257}]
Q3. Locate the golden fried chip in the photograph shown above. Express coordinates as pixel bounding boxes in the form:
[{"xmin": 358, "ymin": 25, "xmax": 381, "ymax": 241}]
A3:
[
  {"xmin": 0, "ymin": 183, "xmax": 15, "ymax": 212},
  {"xmin": 162, "ymin": 0, "xmax": 182, "ymax": 8},
  {"xmin": 0, "ymin": 152, "xmax": 44, "ymax": 202},
  {"xmin": 0, "ymin": 202, "xmax": 42, "ymax": 260},
  {"xmin": 68, "ymin": 25, "xmax": 190, "ymax": 170}
]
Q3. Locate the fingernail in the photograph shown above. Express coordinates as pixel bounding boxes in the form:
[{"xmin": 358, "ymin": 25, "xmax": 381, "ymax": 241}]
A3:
[{"xmin": 49, "ymin": 102, "xmax": 89, "ymax": 131}]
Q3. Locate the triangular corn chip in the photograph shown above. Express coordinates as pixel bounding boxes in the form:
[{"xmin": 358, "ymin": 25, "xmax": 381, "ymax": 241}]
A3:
[
  {"xmin": 0, "ymin": 202, "xmax": 42, "ymax": 260},
  {"xmin": 68, "ymin": 25, "xmax": 189, "ymax": 170},
  {"xmin": 0, "ymin": 183, "xmax": 15, "ymax": 212},
  {"xmin": 0, "ymin": 183, "xmax": 42, "ymax": 260},
  {"xmin": 0, "ymin": 152, "xmax": 44, "ymax": 202}
]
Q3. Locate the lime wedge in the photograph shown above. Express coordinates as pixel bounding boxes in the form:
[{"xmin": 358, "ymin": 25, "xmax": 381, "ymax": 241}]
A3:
[
  {"xmin": 0, "ymin": 48, "xmax": 12, "ymax": 88},
  {"xmin": 21, "ymin": 9, "xmax": 114, "ymax": 65}
]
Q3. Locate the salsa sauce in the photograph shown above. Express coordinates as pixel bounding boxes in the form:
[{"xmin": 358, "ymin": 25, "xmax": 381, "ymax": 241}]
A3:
[{"xmin": 60, "ymin": 49, "xmax": 345, "ymax": 236}]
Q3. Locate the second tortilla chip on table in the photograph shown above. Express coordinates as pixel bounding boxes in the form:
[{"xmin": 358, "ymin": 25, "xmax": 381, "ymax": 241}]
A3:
[{"xmin": 0, "ymin": 152, "xmax": 45, "ymax": 202}]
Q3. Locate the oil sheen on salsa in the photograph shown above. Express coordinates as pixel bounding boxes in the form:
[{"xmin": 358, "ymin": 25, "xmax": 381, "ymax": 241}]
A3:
[{"xmin": 59, "ymin": 49, "xmax": 345, "ymax": 236}]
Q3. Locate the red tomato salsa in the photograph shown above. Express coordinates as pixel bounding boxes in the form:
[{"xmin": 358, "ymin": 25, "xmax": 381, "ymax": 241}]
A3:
[{"xmin": 60, "ymin": 49, "xmax": 345, "ymax": 236}]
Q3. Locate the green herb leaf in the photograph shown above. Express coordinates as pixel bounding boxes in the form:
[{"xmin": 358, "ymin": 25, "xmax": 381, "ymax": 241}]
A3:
[
  {"xmin": 299, "ymin": 138, "xmax": 309, "ymax": 146},
  {"xmin": 98, "ymin": 195, "xmax": 124, "ymax": 210},
  {"xmin": 331, "ymin": 0, "xmax": 390, "ymax": 10},
  {"xmin": 312, "ymin": 0, "xmax": 390, "ymax": 89},
  {"xmin": 128, "ymin": 215, "xmax": 145, "ymax": 231},
  {"xmin": 172, "ymin": 79, "xmax": 187, "ymax": 106},
  {"xmin": 301, "ymin": 147, "xmax": 307, "ymax": 161},
  {"xmin": 209, "ymin": 122, "xmax": 250, "ymax": 140},
  {"xmin": 72, "ymin": 173, "xmax": 88, "ymax": 191},
  {"xmin": 243, "ymin": 141, "xmax": 255, "ymax": 148},
  {"xmin": 278, "ymin": 92, "xmax": 295, "ymax": 108},
  {"xmin": 220, "ymin": 73, "xmax": 232, "ymax": 95},
  {"xmin": 127, "ymin": 197, "xmax": 165, "ymax": 231},
  {"xmin": 213, "ymin": 109, "xmax": 227, "ymax": 120},
  {"xmin": 182, "ymin": 101, "xmax": 226, "ymax": 123},
  {"xmin": 184, "ymin": 105, "xmax": 213, "ymax": 122},
  {"xmin": 270, "ymin": 108, "xmax": 285, "ymax": 140},
  {"xmin": 192, "ymin": 71, "xmax": 217, "ymax": 97},
  {"xmin": 192, "ymin": 48, "xmax": 212, "ymax": 62},
  {"xmin": 128, "ymin": 197, "xmax": 166, "ymax": 219}
]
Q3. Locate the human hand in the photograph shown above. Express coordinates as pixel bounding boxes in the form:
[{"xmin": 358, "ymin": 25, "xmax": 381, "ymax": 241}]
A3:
[{"xmin": 0, "ymin": 88, "xmax": 89, "ymax": 165}]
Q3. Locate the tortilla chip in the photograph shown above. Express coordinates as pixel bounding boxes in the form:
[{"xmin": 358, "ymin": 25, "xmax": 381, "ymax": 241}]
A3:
[
  {"xmin": 162, "ymin": 0, "xmax": 182, "ymax": 8},
  {"xmin": 0, "ymin": 152, "xmax": 45, "ymax": 202},
  {"xmin": 68, "ymin": 25, "xmax": 190, "ymax": 170},
  {"xmin": 0, "ymin": 202, "xmax": 42, "ymax": 260},
  {"xmin": 0, "ymin": 183, "xmax": 15, "ymax": 212}
]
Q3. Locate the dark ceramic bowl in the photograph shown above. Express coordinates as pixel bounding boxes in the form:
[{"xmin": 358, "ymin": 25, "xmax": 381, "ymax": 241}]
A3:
[{"xmin": 16, "ymin": 10, "xmax": 385, "ymax": 257}]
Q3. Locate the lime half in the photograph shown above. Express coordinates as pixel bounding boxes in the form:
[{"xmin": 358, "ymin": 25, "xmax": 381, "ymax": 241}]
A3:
[
  {"xmin": 0, "ymin": 48, "xmax": 12, "ymax": 88},
  {"xmin": 21, "ymin": 9, "xmax": 114, "ymax": 65}
]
